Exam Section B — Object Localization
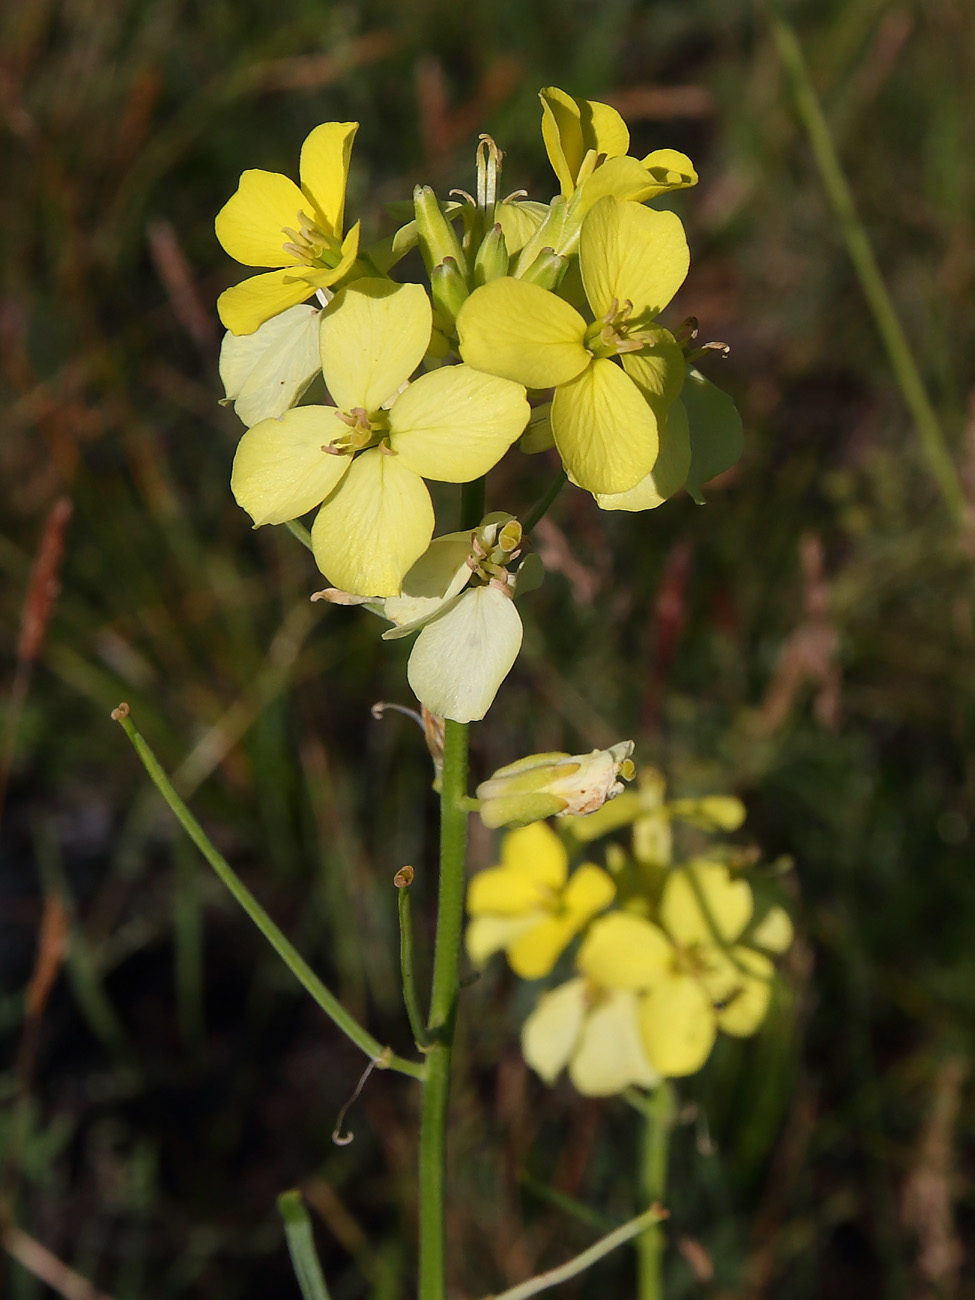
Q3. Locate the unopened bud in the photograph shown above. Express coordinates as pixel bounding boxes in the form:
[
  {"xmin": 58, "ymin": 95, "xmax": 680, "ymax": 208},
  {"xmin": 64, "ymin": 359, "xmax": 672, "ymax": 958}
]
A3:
[
  {"xmin": 430, "ymin": 257, "xmax": 470, "ymax": 329},
  {"xmin": 473, "ymin": 223, "xmax": 510, "ymax": 286},
  {"xmin": 517, "ymin": 248, "xmax": 567, "ymax": 292},
  {"xmin": 476, "ymin": 741, "xmax": 635, "ymax": 830},
  {"xmin": 413, "ymin": 185, "xmax": 468, "ymax": 278}
]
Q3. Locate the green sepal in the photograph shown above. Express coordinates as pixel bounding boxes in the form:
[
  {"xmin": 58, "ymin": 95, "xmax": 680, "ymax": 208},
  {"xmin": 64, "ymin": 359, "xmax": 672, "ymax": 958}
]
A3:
[
  {"xmin": 430, "ymin": 257, "xmax": 470, "ymax": 330},
  {"xmin": 518, "ymin": 249, "xmax": 568, "ymax": 292},
  {"xmin": 473, "ymin": 223, "xmax": 510, "ymax": 286}
]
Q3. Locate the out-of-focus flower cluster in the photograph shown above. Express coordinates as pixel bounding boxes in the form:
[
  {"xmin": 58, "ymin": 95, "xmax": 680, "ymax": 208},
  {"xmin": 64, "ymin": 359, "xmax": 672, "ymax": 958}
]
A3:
[
  {"xmin": 215, "ymin": 89, "xmax": 744, "ymax": 722},
  {"xmin": 465, "ymin": 766, "xmax": 793, "ymax": 1096}
]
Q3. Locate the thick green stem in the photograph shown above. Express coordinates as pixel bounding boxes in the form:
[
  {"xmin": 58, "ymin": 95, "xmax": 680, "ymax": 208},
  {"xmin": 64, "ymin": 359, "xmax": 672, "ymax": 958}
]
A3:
[
  {"xmin": 636, "ymin": 1082, "xmax": 674, "ymax": 1300},
  {"xmin": 418, "ymin": 718, "xmax": 470, "ymax": 1300},
  {"xmin": 112, "ymin": 707, "xmax": 424, "ymax": 1081},
  {"xmin": 766, "ymin": 3, "xmax": 968, "ymax": 529}
]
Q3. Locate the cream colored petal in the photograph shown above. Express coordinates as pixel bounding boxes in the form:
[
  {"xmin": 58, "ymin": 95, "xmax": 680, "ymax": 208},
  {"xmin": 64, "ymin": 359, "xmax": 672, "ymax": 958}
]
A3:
[
  {"xmin": 230, "ymin": 406, "xmax": 350, "ymax": 526},
  {"xmin": 563, "ymin": 864, "xmax": 616, "ymax": 923},
  {"xmin": 390, "ymin": 365, "xmax": 528, "ymax": 482},
  {"xmin": 311, "ymin": 448, "xmax": 434, "ymax": 596},
  {"xmin": 215, "ymin": 169, "xmax": 307, "ymax": 268},
  {"xmin": 509, "ymin": 916, "xmax": 578, "ymax": 980},
  {"xmin": 577, "ymin": 913, "xmax": 672, "ymax": 990},
  {"xmin": 569, "ymin": 990, "xmax": 658, "ymax": 1096},
  {"xmin": 639, "ymin": 975, "xmax": 716, "ymax": 1077},
  {"xmin": 522, "ymin": 978, "xmax": 588, "ymax": 1084},
  {"xmin": 381, "ymin": 534, "xmax": 474, "ymax": 637},
  {"xmin": 407, "ymin": 584, "xmax": 522, "ymax": 723},
  {"xmin": 456, "ymin": 279, "xmax": 590, "ymax": 389},
  {"xmin": 750, "ymin": 906, "xmax": 794, "ymax": 954},
  {"xmin": 715, "ymin": 949, "xmax": 775, "ymax": 1037},
  {"xmin": 660, "ymin": 862, "xmax": 753, "ymax": 947},
  {"xmin": 319, "ymin": 279, "xmax": 431, "ymax": 413},
  {"xmin": 466, "ymin": 914, "xmax": 537, "ymax": 966},
  {"xmin": 220, "ymin": 306, "xmax": 322, "ymax": 427},
  {"xmin": 551, "ymin": 358, "xmax": 658, "ymax": 495},
  {"xmin": 580, "ymin": 196, "xmax": 689, "ymax": 322},
  {"xmin": 217, "ymin": 269, "xmax": 320, "ymax": 336},
  {"xmin": 299, "ymin": 121, "xmax": 358, "ymax": 235},
  {"xmin": 594, "ymin": 398, "xmax": 690, "ymax": 512},
  {"xmin": 500, "ymin": 822, "xmax": 568, "ymax": 888}
]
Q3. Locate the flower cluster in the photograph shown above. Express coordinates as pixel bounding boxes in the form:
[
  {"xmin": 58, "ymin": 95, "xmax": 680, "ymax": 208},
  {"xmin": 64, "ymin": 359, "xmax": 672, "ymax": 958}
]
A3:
[
  {"xmin": 465, "ymin": 768, "xmax": 793, "ymax": 1096},
  {"xmin": 216, "ymin": 89, "xmax": 744, "ymax": 722}
]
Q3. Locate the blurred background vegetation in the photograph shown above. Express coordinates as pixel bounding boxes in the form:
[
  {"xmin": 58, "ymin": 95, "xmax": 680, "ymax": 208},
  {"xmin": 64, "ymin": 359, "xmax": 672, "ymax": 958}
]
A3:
[{"xmin": 1, "ymin": 0, "xmax": 973, "ymax": 1296}]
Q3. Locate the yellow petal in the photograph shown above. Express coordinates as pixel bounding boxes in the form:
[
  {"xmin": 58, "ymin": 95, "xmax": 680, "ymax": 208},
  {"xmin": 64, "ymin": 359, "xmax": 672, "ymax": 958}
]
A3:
[
  {"xmin": 215, "ymin": 169, "xmax": 307, "ymax": 268},
  {"xmin": 465, "ymin": 914, "xmax": 537, "ymax": 966},
  {"xmin": 299, "ymin": 121, "xmax": 358, "ymax": 235},
  {"xmin": 573, "ymin": 154, "xmax": 666, "ymax": 210},
  {"xmin": 508, "ymin": 915, "xmax": 578, "ymax": 979},
  {"xmin": 539, "ymin": 88, "xmax": 629, "ymax": 197},
  {"xmin": 594, "ymin": 398, "xmax": 690, "ymax": 512},
  {"xmin": 563, "ymin": 864, "xmax": 616, "ymax": 923},
  {"xmin": 551, "ymin": 358, "xmax": 658, "ymax": 495},
  {"xmin": 218, "ymin": 269, "xmax": 320, "ymax": 336},
  {"xmin": 750, "ymin": 906, "xmax": 794, "ymax": 954},
  {"xmin": 569, "ymin": 990, "xmax": 658, "ymax": 1096},
  {"xmin": 715, "ymin": 949, "xmax": 775, "ymax": 1036},
  {"xmin": 406, "ymin": 584, "xmax": 522, "ymax": 722},
  {"xmin": 230, "ymin": 406, "xmax": 350, "ymax": 526},
  {"xmin": 577, "ymin": 913, "xmax": 672, "ymax": 990},
  {"xmin": 390, "ymin": 365, "xmax": 527, "ymax": 482},
  {"xmin": 319, "ymin": 279, "xmax": 431, "ymax": 414},
  {"xmin": 639, "ymin": 974, "xmax": 716, "ymax": 1076},
  {"xmin": 311, "ymin": 448, "xmax": 434, "ymax": 596},
  {"xmin": 621, "ymin": 332, "xmax": 686, "ymax": 416},
  {"xmin": 467, "ymin": 867, "xmax": 549, "ymax": 916},
  {"xmin": 219, "ymin": 305, "xmax": 322, "ymax": 427},
  {"xmin": 501, "ymin": 822, "xmax": 568, "ymax": 888},
  {"xmin": 580, "ymin": 195, "xmax": 689, "ymax": 322},
  {"xmin": 660, "ymin": 862, "xmax": 753, "ymax": 947},
  {"xmin": 496, "ymin": 199, "xmax": 549, "ymax": 255},
  {"xmin": 522, "ymin": 978, "xmax": 588, "ymax": 1084},
  {"xmin": 639, "ymin": 148, "xmax": 698, "ymax": 197},
  {"xmin": 456, "ymin": 279, "xmax": 590, "ymax": 389}
]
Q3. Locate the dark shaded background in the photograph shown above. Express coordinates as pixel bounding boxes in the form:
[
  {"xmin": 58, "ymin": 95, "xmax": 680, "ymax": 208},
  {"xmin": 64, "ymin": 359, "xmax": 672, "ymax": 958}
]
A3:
[{"xmin": 2, "ymin": 0, "xmax": 974, "ymax": 1296}]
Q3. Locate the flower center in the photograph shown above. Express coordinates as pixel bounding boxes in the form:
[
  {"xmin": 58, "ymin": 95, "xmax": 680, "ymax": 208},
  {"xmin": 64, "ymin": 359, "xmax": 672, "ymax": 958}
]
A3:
[
  {"xmin": 281, "ymin": 209, "xmax": 343, "ymax": 270},
  {"xmin": 584, "ymin": 298, "xmax": 655, "ymax": 359},
  {"xmin": 325, "ymin": 407, "xmax": 391, "ymax": 456}
]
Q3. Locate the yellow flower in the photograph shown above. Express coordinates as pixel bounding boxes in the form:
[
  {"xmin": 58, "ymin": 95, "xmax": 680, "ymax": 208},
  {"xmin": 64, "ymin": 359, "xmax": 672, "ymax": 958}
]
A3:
[
  {"xmin": 522, "ymin": 861, "xmax": 788, "ymax": 1090},
  {"xmin": 466, "ymin": 822, "xmax": 615, "ymax": 979},
  {"xmin": 231, "ymin": 279, "xmax": 528, "ymax": 596},
  {"xmin": 457, "ymin": 195, "xmax": 687, "ymax": 495},
  {"xmin": 539, "ymin": 86, "xmax": 698, "ymax": 208},
  {"xmin": 215, "ymin": 122, "xmax": 362, "ymax": 335}
]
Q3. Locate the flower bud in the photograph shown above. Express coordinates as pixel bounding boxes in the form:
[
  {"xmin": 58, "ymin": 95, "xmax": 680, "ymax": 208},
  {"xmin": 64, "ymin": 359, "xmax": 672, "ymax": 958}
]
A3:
[
  {"xmin": 473, "ymin": 223, "xmax": 510, "ymax": 286},
  {"xmin": 477, "ymin": 741, "xmax": 635, "ymax": 830},
  {"xmin": 413, "ymin": 184, "xmax": 468, "ymax": 278},
  {"xmin": 517, "ymin": 248, "xmax": 567, "ymax": 292},
  {"xmin": 430, "ymin": 257, "xmax": 470, "ymax": 329}
]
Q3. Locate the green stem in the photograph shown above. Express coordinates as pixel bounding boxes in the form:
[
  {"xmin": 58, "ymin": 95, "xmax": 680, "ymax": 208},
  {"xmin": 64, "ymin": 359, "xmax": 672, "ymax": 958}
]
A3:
[
  {"xmin": 397, "ymin": 871, "xmax": 431, "ymax": 1049},
  {"xmin": 636, "ymin": 1082, "xmax": 675, "ymax": 1300},
  {"xmin": 765, "ymin": 3, "xmax": 968, "ymax": 529},
  {"xmin": 418, "ymin": 718, "xmax": 470, "ymax": 1300},
  {"xmin": 277, "ymin": 1190, "xmax": 333, "ymax": 1300},
  {"xmin": 112, "ymin": 707, "xmax": 424, "ymax": 1081},
  {"xmin": 523, "ymin": 469, "xmax": 566, "ymax": 534},
  {"xmin": 285, "ymin": 519, "xmax": 315, "ymax": 552},
  {"xmin": 483, "ymin": 1207, "xmax": 667, "ymax": 1300}
]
